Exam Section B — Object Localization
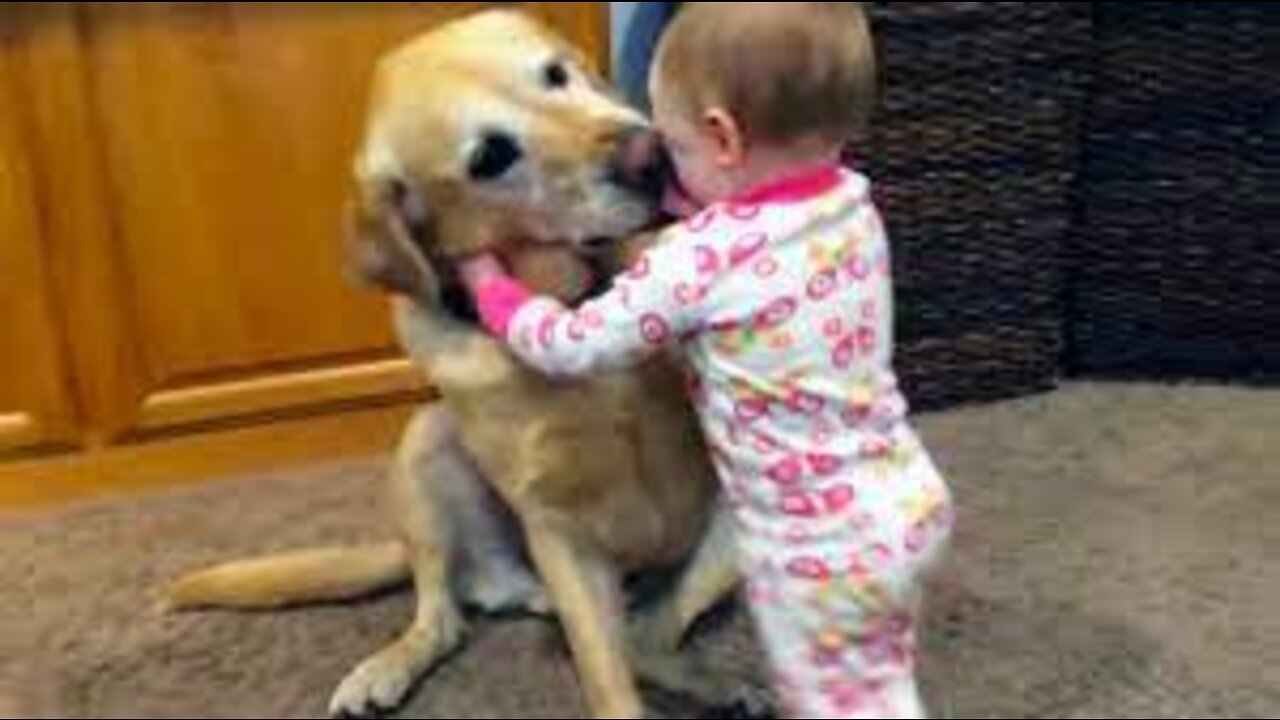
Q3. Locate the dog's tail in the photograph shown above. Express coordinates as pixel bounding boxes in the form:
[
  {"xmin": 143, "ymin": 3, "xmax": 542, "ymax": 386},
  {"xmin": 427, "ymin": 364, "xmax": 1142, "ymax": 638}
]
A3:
[{"xmin": 160, "ymin": 543, "xmax": 411, "ymax": 612}]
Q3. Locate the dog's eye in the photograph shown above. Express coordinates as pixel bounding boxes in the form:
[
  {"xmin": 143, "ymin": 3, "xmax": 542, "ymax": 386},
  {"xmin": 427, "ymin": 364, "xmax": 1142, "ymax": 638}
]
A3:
[
  {"xmin": 543, "ymin": 60, "xmax": 571, "ymax": 90},
  {"xmin": 468, "ymin": 132, "xmax": 523, "ymax": 181}
]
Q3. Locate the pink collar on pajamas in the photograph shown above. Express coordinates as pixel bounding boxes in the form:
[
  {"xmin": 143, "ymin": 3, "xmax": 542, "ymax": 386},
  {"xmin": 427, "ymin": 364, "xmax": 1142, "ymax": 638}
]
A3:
[{"xmin": 733, "ymin": 164, "xmax": 846, "ymax": 206}]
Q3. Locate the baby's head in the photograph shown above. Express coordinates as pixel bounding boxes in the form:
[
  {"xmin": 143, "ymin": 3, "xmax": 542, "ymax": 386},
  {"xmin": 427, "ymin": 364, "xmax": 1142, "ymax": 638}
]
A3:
[{"xmin": 651, "ymin": 2, "xmax": 877, "ymax": 207}]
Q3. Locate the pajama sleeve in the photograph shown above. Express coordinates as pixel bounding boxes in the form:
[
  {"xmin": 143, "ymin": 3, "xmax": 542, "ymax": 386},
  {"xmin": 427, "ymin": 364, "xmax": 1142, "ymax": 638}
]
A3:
[{"xmin": 473, "ymin": 227, "xmax": 710, "ymax": 379}]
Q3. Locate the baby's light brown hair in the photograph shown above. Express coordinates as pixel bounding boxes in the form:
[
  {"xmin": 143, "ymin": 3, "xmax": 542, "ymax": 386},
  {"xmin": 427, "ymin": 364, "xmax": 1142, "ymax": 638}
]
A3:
[{"xmin": 655, "ymin": 2, "xmax": 878, "ymax": 147}]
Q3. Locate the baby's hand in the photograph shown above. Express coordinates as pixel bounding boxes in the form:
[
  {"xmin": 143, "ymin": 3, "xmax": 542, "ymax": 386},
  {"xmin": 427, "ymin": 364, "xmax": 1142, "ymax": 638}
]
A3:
[
  {"xmin": 459, "ymin": 253, "xmax": 508, "ymax": 292},
  {"xmin": 458, "ymin": 253, "xmax": 531, "ymax": 338}
]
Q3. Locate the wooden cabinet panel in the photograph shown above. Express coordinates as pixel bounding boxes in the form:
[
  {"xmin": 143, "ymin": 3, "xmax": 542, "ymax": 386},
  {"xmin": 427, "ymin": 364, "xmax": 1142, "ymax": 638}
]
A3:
[
  {"xmin": 76, "ymin": 3, "xmax": 425, "ymax": 380},
  {"xmin": 67, "ymin": 2, "xmax": 472, "ymax": 436},
  {"xmin": 0, "ymin": 44, "xmax": 77, "ymax": 453},
  {"xmin": 4, "ymin": 2, "xmax": 604, "ymax": 442},
  {"xmin": 0, "ymin": 2, "xmax": 607, "ymax": 502}
]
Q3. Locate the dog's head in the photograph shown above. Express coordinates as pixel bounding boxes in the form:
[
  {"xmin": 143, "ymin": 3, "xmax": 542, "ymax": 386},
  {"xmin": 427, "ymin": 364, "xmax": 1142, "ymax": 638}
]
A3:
[{"xmin": 346, "ymin": 10, "xmax": 667, "ymax": 317}]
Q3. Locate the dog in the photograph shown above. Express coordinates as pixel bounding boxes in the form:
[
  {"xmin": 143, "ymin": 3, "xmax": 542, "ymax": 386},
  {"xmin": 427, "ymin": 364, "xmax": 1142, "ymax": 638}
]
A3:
[{"xmin": 163, "ymin": 11, "xmax": 754, "ymax": 719}]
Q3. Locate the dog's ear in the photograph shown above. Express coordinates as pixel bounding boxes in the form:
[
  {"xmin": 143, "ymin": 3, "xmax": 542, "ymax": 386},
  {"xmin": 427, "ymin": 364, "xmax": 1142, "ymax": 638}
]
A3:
[{"xmin": 343, "ymin": 157, "xmax": 440, "ymax": 300}]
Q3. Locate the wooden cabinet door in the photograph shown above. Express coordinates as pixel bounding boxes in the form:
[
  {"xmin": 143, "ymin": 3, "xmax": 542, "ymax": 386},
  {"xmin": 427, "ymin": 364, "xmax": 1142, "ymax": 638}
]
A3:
[
  {"xmin": 0, "ymin": 42, "xmax": 78, "ymax": 454},
  {"xmin": 9, "ymin": 2, "xmax": 606, "ymax": 442}
]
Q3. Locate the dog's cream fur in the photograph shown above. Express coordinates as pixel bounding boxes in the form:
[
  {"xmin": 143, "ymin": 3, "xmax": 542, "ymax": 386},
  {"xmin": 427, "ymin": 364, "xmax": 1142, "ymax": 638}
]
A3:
[{"xmin": 163, "ymin": 11, "xmax": 746, "ymax": 719}]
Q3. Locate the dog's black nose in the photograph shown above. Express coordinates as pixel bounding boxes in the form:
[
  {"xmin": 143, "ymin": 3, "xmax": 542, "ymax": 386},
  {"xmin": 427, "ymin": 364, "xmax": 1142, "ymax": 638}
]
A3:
[{"xmin": 608, "ymin": 126, "xmax": 671, "ymax": 201}]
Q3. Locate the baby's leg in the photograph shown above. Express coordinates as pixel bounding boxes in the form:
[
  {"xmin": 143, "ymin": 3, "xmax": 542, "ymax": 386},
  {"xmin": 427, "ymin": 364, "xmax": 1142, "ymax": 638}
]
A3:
[
  {"xmin": 747, "ymin": 445, "xmax": 954, "ymax": 718},
  {"xmin": 746, "ymin": 567, "xmax": 932, "ymax": 719}
]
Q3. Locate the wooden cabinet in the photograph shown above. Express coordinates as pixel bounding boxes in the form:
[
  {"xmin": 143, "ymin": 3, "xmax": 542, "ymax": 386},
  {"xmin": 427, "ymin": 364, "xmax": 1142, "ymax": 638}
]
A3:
[
  {"xmin": 0, "ymin": 2, "xmax": 608, "ymax": 506},
  {"xmin": 0, "ymin": 46, "xmax": 77, "ymax": 454}
]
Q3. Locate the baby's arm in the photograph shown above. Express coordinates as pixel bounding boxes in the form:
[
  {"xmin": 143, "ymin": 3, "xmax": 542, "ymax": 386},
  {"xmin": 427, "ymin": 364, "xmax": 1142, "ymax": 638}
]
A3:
[{"xmin": 462, "ymin": 229, "xmax": 708, "ymax": 379}]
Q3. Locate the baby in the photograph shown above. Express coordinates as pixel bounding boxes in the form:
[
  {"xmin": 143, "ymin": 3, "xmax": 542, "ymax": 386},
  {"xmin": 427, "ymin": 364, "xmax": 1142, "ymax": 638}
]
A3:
[{"xmin": 463, "ymin": 4, "xmax": 953, "ymax": 717}]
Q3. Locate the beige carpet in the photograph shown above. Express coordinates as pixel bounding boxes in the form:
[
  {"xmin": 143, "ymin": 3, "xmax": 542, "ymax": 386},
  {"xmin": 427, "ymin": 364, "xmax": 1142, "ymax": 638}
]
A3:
[{"xmin": 2, "ymin": 384, "xmax": 1277, "ymax": 719}]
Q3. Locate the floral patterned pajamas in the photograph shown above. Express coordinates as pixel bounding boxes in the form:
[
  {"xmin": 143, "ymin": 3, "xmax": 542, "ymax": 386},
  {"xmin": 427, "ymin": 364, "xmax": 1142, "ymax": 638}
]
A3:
[{"xmin": 474, "ymin": 166, "xmax": 954, "ymax": 719}]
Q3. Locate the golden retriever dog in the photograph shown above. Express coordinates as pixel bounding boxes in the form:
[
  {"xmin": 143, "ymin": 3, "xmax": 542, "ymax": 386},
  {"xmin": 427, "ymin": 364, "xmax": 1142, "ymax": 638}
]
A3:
[{"xmin": 164, "ymin": 10, "xmax": 755, "ymax": 719}]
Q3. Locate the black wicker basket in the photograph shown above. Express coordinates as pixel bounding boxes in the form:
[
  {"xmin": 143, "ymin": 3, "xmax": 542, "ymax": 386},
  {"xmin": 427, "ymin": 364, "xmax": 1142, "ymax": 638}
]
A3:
[
  {"xmin": 1067, "ymin": 3, "xmax": 1280, "ymax": 382},
  {"xmin": 864, "ymin": 2, "xmax": 1093, "ymax": 409}
]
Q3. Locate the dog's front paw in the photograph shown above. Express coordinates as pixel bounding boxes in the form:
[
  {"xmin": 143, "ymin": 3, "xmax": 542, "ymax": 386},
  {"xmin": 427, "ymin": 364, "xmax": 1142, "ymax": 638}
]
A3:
[
  {"xmin": 330, "ymin": 652, "xmax": 421, "ymax": 719},
  {"xmin": 329, "ymin": 614, "xmax": 466, "ymax": 718}
]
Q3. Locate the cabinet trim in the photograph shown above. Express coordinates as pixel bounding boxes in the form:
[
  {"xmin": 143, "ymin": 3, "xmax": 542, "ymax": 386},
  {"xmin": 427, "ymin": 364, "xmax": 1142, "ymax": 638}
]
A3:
[
  {"xmin": 0, "ymin": 414, "xmax": 39, "ymax": 453},
  {"xmin": 138, "ymin": 358, "xmax": 426, "ymax": 434},
  {"xmin": 0, "ymin": 402, "xmax": 419, "ymax": 510}
]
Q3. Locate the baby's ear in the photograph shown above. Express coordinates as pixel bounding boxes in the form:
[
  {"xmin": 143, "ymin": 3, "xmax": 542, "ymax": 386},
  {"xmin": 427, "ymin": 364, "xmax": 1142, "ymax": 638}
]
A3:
[{"xmin": 703, "ymin": 108, "xmax": 749, "ymax": 170}]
